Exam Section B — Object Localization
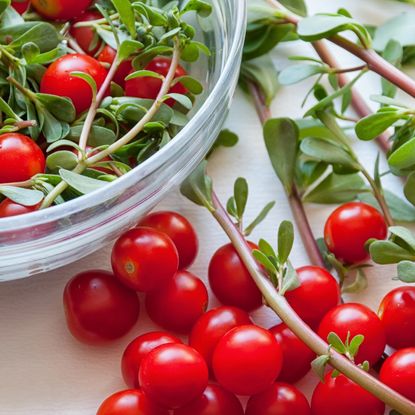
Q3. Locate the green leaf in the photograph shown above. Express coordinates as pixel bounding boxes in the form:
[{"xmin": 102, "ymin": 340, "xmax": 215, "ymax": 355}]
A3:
[
  {"xmin": 112, "ymin": 0, "xmax": 136, "ymax": 38},
  {"xmin": 382, "ymin": 40, "xmax": 402, "ymax": 99},
  {"xmin": 369, "ymin": 240, "xmax": 415, "ymax": 264},
  {"xmin": 46, "ymin": 139, "xmax": 81, "ymax": 153},
  {"xmin": 0, "ymin": 0, "xmax": 10, "ymax": 15},
  {"xmin": 118, "ymin": 39, "xmax": 143, "ymax": 61},
  {"xmin": 253, "ymin": 249, "xmax": 278, "ymax": 277},
  {"xmin": 234, "ymin": 177, "xmax": 248, "ymax": 220},
  {"xmin": 172, "ymin": 76, "xmax": 203, "ymax": 95},
  {"xmin": 245, "ymin": 201, "xmax": 276, "ymax": 236},
  {"xmin": 279, "ymin": 63, "xmax": 327, "ymax": 85},
  {"xmin": 389, "ymin": 137, "xmax": 415, "ymax": 172},
  {"xmin": 300, "ymin": 138, "xmax": 359, "ymax": 170},
  {"xmin": 258, "ymin": 238, "xmax": 277, "ymax": 259},
  {"xmin": 159, "ymin": 27, "xmax": 181, "ymax": 42},
  {"xmin": 348, "ymin": 334, "xmax": 365, "ymax": 358},
  {"xmin": 279, "ymin": 0, "xmax": 307, "ymax": 17},
  {"xmin": 311, "ymin": 354, "xmax": 330, "ymax": 382},
  {"xmin": 397, "ymin": 260, "xmax": 415, "ymax": 283},
  {"xmin": 36, "ymin": 94, "xmax": 76, "ymax": 123},
  {"xmin": 342, "ymin": 269, "xmax": 368, "ymax": 294},
  {"xmin": 46, "ymin": 150, "xmax": 78, "ymax": 171},
  {"xmin": 281, "ymin": 261, "xmax": 300, "ymax": 294},
  {"xmin": 390, "ymin": 226, "xmax": 415, "ymax": 250},
  {"xmin": 304, "ymin": 173, "xmax": 367, "ymax": 204},
  {"xmin": 327, "ymin": 332, "xmax": 346, "ymax": 354},
  {"xmin": 68, "ymin": 125, "xmax": 116, "ymax": 146},
  {"xmin": 180, "ymin": 161, "xmax": 214, "ymax": 211},
  {"xmin": 59, "ymin": 169, "xmax": 107, "ymax": 194},
  {"xmin": 278, "ymin": 220, "xmax": 294, "ymax": 264},
  {"xmin": 0, "ymin": 97, "xmax": 19, "ymax": 119},
  {"xmin": 0, "ymin": 185, "xmax": 43, "ymax": 206},
  {"xmin": 405, "ymin": 172, "xmax": 415, "ymax": 206},
  {"xmin": 125, "ymin": 70, "xmax": 164, "ymax": 81},
  {"xmin": 164, "ymin": 93, "xmax": 192, "ymax": 109},
  {"xmin": 263, "ymin": 118, "xmax": 299, "ymax": 195},
  {"xmin": 355, "ymin": 110, "xmax": 402, "ymax": 141},
  {"xmin": 180, "ymin": 0, "xmax": 212, "ymax": 17},
  {"xmin": 71, "ymin": 72, "xmax": 97, "ymax": 98}
]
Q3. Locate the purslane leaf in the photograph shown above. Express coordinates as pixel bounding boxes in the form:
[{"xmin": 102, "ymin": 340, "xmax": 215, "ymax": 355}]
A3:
[
  {"xmin": 59, "ymin": 169, "xmax": 107, "ymax": 194},
  {"xmin": 0, "ymin": 185, "xmax": 43, "ymax": 206}
]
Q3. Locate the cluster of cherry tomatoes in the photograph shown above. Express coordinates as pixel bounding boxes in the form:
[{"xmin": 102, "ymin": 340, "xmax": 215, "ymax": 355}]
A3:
[
  {"xmin": 0, "ymin": 0, "xmax": 188, "ymax": 217},
  {"xmin": 62, "ymin": 205, "xmax": 415, "ymax": 414}
]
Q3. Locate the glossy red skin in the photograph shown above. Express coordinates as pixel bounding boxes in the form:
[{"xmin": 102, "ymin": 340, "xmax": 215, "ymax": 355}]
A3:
[
  {"xmin": 70, "ymin": 11, "xmax": 103, "ymax": 55},
  {"xmin": 0, "ymin": 199, "xmax": 39, "ymax": 218},
  {"xmin": 139, "ymin": 343, "xmax": 209, "ymax": 409},
  {"xmin": 173, "ymin": 384, "xmax": 244, "ymax": 415},
  {"xmin": 40, "ymin": 54, "xmax": 108, "ymax": 114},
  {"xmin": 285, "ymin": 266, "xmax": 340, "ymax": 329},
  {"xmin": 0, "ymin": 133, "xmax": 45, "ymax": 183},
  {"xmin": 379, "ymin": 347, "xmax": 415, "ymax": 402},
  {"xmin": 97, "ymin": 45, "xmax": 132, "ymax": 87},
  {"xmin": 111, "ymin": 227, "xmax": 179, "ymax": 292},
  {"xmin": 189, "ymin": 306, "xmax": 252, "ymax": 370},
  {"xmin": 138, "ymin": 211, "xmax": 198, "ymax": 269},
  {"xmin": 31, "ymin": 0, "xmax": 92, "ymax": 21},
  {"xmin": 378, "ymin": 286, "xmax": 415, "ymax": 349},
  {"xmin": 145, "ymin": 270, "xmax": 208, "ymax": 334},
  {"xmin": 246, "ymin": 383, "xmax": 311, "ymax": 415},
  {"xmin": 318, "ymin": 303, "xmax": 386, "ymax": 365},
  {"xmin": 212, "ymin": 325, "xmax": 282, "ymax": 396},
  {"xmin": 12, "ymin": 0, "xmax": 30, "ymax": 14},
  {"xmin": 270, "ymin": 323, "xmax": 315, "ymax": 383},
  {"xmin": 125, "ymin": 57, "xmax": 187, "ymax": 106},
  {"xmin": 209, "ymin": 242, "xmax": 263, "ymax": 312},
  {"xmin": 311, "ymin": 371, "xmax": 385, "ymax": 415},
  {"xmin": 97, "ymin": 389, "xmax": 169, "ymax": 415},
  {"xmin": 122, "ymin": 331, "xmax": 181, "ymax": 389},
  {"xmin": 324, "ymin": 202, "xmax": 387, "ymax": 264},
  {"xmin": 63, "ymin": 270, "xmax": 140, "ymax": 344}
]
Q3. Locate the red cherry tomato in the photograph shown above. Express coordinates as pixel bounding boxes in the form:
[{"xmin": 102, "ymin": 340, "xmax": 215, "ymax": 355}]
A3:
[
  {"xmin": 311, "ymin": 371, "xmax": 385, "ymax": 415},
  {"xmin": 378, "ymin": 286, "xmax": 415, "ymax": 349},
  {"xmin": 270, "ymin": 323, "xmax": 315, "ymax": 383},
  {"xmin": 11, "ymin": 0, "xmax": 30, "ymax": 14},
  {"xmin": 111, "ymin": 227, "xmax": 179, "ymax": 292},
  {"xmin": 285, "ymin": 266, "xmax": 340, "ymax": 329},
  {"xmin": 379, "ymin": 347, "xmax": 415, "ymax": 402},
  {"xmin": 125, "ymin": 57, "xmax": 187, "ymax": 106},
  {"xmin": 318, "ymin": 303, "xmax": 386, "ymax": 365},
  {"xmin": 246, "ymin": 383, "xmax": 311, "ymax": 415},
  {"xmin": 212, "ymin": 325, "xmax": 283, "ymax": 396},
  {"xmin": 97, "ymin": 389, "xmax": 169, "ymax": 415},
  {"xmin": 0, "ymin": 133, "xmax": 45, "ymax": 183},
  {"xmin": 70, "ymin": 11, "xmax": 103, "ymax": 55},
  {"xmin": 122, "ymin": 331, "xmax": 181, "ymax": 389},
  {"xmin": 324, "ymin": 202, "xmax": 387, "ymax": 264},
  {"xmin": 40, "ymin": 54, "xmax": 108, "ymax": 114},
  {"xmin": 174, "ymin": 384, "xmax": 244, "ymax": 415},
  {"xmin": 145, "ymin": 270, "xmax": 208, "ymax": 334},
  {"xmin": 138, "ymin": 211, "xmax": 199, "ymax": 269},
  {"xmin": 139, "ymin": 343, "xmax": 209, "ymax": 409},
  {"xmin": 209, "ymin": 242, "xmax": 263, "ymax": 312},
  {"xmin": 189, "ymin": 306, "xmax": 252, "ymax": 370},
  {"xmin": 97, "ymin": 45, "xmax": 132, "ymax": 87},
  {"xmin": 31, "ymin": 0, "xmax": 92, "ymax": 21},
  {"xmin": 63, "ymin": 270, "xmax": 140, "ymax": 344},
  {"xmin": 0, "ymin": 199, "xmax": 40, "ymax": 218}
]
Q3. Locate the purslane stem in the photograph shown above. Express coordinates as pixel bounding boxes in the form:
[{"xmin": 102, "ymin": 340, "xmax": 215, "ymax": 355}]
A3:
[{"xmin": 210, "ymin": 191, "xmax": 415, "ymax": 415}]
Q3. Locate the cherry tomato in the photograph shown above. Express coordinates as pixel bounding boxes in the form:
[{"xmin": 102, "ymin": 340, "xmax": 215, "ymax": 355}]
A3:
[
  {"xmin": 138, "ymin": 211, "xmax": 198, "ymax": 269},
  {"xmin": 212, "ymin": 325, "xmax": 283, "ymax": 396},
  {"xmin": 324, "ymin": 202, "xmax": 387, "ymax": 264},
  {"xmin": 189, "ymin": 306, "xmax": 252, "ymax": 369},
  {"xmin": 174, "ymin": 384, "xmax": 244, "ymax": 415},
  {"xmin": 139, "ymin": 343, "xmax": 209, "ymax": 409},
  {"xmin": 40, "ymin": 54, "xmax": 108, "ymax": 114},
  {"xmin": 0, "ymin": 133, "xmax": 45, "ymax": 183},
  {"xmin": 145, "ymin": 270, "xmax": 208, "ymax": 334},
  {"xmin": 122, "ymin": 331, "xmax": 181, "ymax": 389},
  {"xmin": 97, "ymin": 389, "xmax": 169, "ymax": 415},
  {"xmin": 11, "ymin": 0, "xmax": 30, "ymax": 14},
  {"xmin": 63, "ymin": 270, "xmax": 140, "ymax": 344},
  {"xmin": 379, "ymin": 347, "xmax": 415, "ymax": 402},
  {"xmin": 246, "ymin": 383, "xmax": 311, "ymax": 415},
  {"xmin": 208, "ymin": 242, "xmax": 263, "ymax": 312},
  {"xmin": 0, "ymin": 199, "xmax": 40, "ymax": 218},
  {"xmin": 31, "ymin": 0, "xmax": 92, "ymax": 21},
  {"xmin": 270, "ymin": 323, "xmax": 315, "ymax": 383},
  {"xmin": 311, "ymin": 371, "xmax": 385, "ymax": 415},
  {"xmin": 97, "ymin": 45, "xmax": 132, "ymax": 87},
  {"xmin": 318, "ymin": 303, "xmax": 386, "ymax": 365},
  {"xmin": 125, "ymin": 57, "xmax": 187, "ymax": 106},
  {"xmin": 378, "ymin": 286, "xmax": 415, "ymax": 349},
  {"xmin": 70, "ymin": 11, "xmax": 103, "ymax": 55},
  {"xmin": 111, "ymin": 227, "xmax": 179, "ymax": 292},
  {"xmin": 285, "ymin": 266, "xmax": 340, "ymax": 329}
]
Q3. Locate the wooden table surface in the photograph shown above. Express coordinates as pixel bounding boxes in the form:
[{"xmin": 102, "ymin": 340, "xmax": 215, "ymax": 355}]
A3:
[{"xmin": 1, "ymin": 0, "xmax": 414, "ymax": 413}]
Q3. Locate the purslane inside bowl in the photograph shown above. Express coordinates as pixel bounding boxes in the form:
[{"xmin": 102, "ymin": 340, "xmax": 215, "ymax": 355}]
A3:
[{"xmin": 0, "ymin": 0, "xmax": 246, "ymax": 281}]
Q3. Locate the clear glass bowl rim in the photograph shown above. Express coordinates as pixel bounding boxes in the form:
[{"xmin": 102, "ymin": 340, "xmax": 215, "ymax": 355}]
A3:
[{"xmin": 0, "ymin": 0, "xmax": 247, "ymax": 232}]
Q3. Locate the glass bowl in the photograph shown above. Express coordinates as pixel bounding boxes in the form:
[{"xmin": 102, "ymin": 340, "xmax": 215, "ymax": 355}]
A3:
[{"xmin": 0, "ymin": 0, "xmax": 247, "ymax": 281}]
